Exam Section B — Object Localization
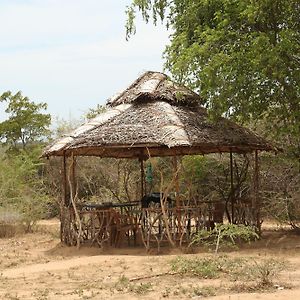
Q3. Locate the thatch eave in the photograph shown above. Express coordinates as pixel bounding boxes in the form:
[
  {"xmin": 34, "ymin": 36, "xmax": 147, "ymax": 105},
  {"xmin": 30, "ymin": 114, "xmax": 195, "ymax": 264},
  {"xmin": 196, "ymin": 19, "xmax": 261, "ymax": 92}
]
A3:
[{"xmin": 43, "ymin": 142, "xmax": 276, "ymax": 160}]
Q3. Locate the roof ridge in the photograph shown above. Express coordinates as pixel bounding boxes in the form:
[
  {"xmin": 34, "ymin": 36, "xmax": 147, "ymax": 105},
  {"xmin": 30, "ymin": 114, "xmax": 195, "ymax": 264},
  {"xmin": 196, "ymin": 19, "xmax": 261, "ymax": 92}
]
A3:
[
  {"xmin": 107, "ymin": 70, "xmax": 200, "ymax": 107},
  {"xmin": 107, "ymin": 71, "xmax": 166, "ymax": 107}
]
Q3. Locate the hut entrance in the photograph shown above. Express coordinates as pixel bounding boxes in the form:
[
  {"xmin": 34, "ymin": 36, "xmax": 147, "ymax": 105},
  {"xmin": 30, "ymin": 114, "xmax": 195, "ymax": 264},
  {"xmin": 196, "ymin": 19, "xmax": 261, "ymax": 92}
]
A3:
[{"xmin": 43, "ymin": 71, "xmax": 275, "ymax": 250}]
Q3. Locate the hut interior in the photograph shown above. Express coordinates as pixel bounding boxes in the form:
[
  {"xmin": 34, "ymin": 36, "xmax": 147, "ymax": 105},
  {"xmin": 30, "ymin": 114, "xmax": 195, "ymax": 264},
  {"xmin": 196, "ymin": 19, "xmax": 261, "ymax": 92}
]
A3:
[{"xmin": 43, "ymin": 71, "xmax": 276, "ymax": 250}]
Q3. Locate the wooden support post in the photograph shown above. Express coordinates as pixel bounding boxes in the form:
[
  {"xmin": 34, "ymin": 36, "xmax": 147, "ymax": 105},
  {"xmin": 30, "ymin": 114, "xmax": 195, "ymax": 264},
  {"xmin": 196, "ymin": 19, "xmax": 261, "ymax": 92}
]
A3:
[
  {"xmin": 71, "ymin": 154, "xmax": 76, "ymax": 197},
  {"xmin": 61, "ymin": 152, "xmax": 71, "ymax": 244},
  {"xmin": 61, "ymin": 154, "xmax": 67, "ymax": 242},
  {"xmin": 140, "ymin": 158, "xmax": 145, "ymax": 199},
  {"xmin": 173, "ymin": 157, "xmax": 180, "ymax": 207},
  {"xmin": 230, "ymin": 151, "xmax": 234, "ymax": 224},
  {"xmin": 62, "ymin": 153, "xmax": 68, "ymax": 206},
  {"xmin": 254, "ymin": 150, "xmax": 261, "ymax": 233},
  {"xmin": 173, "ymin": 156, "xmax": 181, "ymax": 240}
]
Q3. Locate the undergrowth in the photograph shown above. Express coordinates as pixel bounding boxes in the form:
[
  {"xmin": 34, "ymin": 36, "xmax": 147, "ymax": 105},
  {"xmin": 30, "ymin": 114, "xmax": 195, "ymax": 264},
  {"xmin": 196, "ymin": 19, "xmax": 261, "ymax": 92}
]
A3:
[{"xmin": 170, "ymin": 255, "xmax": 286, "ymax": 289}]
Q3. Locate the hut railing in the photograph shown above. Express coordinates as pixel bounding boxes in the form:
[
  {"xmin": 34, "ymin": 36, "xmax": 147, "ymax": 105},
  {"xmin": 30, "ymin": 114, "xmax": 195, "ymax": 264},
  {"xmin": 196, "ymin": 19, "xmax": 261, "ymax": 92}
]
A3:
[{"xmin": 64, "ymin": 197, "xmax": 256, "ymax": 249}]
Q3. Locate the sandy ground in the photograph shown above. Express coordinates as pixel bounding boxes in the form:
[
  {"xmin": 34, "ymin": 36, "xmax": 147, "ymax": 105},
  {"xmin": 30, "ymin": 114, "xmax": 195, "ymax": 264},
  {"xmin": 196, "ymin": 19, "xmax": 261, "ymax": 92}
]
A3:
[{"xmin": 1, "ymin": 220, "xmax": 300, "ymax": 299}]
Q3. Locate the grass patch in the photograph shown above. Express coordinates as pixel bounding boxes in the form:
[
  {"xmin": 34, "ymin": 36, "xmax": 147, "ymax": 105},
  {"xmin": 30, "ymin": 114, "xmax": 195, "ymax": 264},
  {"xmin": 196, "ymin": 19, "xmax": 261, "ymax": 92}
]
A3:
[
  {"xmin": 113, "ymin": 275, "xmax": 152, "ymax": 295},
  {"xmin": 170, "ymin": 256, "xmax": 221, "ymax": 278},
  {"xmin": 170, "ymin": 284, "xmax": 217, "ymax": 298},
  {"xmin": 129, "ymin": 282, "xmax": 152, "ymax": 295},
  {"xmin": 233, "ymin": 258, "xmax": 286, "ymax": 287},
  {"xmin": 192, "ymin": 285, "xmax": 217, "ymax": 297},
  {"xmin": 170, "ymin": 255, "xmax": 286, "ymax": 288}
]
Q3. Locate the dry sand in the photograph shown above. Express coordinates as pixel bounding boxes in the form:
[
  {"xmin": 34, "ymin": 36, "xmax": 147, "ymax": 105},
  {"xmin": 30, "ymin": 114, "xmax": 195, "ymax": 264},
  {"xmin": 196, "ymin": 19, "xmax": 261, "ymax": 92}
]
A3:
[{"xmin": 1, "ymin": 219, "xmax": 300, "ymax": 299}]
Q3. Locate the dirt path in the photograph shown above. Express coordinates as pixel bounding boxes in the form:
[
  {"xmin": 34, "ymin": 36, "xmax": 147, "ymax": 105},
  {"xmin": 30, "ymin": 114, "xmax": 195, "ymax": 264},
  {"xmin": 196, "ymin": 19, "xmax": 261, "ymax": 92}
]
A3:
[{"xmin": 2, "ymin": 255, "xmax": 147, "ymax": 278}]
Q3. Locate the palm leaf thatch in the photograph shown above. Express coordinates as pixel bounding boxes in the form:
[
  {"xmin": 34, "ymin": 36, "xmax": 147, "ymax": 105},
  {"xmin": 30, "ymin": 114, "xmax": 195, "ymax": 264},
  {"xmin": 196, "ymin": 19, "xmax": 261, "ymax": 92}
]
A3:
[{"xmin": 43, "ymin": 71, "xmax": 275, "ymax": 158}]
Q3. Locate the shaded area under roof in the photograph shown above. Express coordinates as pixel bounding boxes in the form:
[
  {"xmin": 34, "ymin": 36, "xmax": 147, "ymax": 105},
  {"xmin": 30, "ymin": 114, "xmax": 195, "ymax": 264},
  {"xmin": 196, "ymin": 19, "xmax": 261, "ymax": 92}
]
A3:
[{"xmin": 43, "ymin": 71, "xmax": 276, "ymax": 158}]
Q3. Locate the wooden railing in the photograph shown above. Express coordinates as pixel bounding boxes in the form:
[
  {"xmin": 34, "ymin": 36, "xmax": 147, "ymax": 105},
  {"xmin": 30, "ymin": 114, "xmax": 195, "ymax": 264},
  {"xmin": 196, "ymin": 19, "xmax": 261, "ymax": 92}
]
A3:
[{"xmin": 66, "ymin": 199, "xmax": 256, "ymax": 249}]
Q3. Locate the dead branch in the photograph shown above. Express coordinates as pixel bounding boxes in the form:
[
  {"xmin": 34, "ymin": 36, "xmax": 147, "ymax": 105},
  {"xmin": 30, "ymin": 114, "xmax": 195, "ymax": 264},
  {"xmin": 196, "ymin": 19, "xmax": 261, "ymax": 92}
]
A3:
[{"xmin": 129, "ymin": 271, "xmax": 179, "ymax": 282}]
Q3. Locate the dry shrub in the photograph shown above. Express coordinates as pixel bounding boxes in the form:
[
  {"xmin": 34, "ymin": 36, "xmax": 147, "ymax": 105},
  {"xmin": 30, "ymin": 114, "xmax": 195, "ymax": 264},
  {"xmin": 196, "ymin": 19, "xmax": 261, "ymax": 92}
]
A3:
[{"xmin": 0, "ymin": 210, "xmax": 22, "ymax": 238}]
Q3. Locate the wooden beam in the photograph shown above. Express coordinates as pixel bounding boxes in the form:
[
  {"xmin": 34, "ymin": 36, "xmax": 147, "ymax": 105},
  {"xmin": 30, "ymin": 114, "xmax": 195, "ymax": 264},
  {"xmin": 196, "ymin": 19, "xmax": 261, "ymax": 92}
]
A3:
[{"xmin": 54, "ymin": 144, "xmax": 275, "ymax": 159}]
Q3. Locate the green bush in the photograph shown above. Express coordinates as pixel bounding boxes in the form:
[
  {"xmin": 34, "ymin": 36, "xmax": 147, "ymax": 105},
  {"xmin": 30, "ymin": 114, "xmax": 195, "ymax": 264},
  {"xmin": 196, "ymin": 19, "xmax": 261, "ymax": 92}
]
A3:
[
  {"xmin": 0, "ymin": 147, "xmax": 53, "ymax": 233},
  {"xmin": 191, "ymin": 224, "xmax": 259, "ymax": 252}
]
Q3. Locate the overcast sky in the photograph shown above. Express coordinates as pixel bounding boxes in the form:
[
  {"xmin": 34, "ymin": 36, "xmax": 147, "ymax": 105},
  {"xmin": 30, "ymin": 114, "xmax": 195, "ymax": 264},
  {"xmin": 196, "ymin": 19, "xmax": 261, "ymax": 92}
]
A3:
[{"xmin": 0, "ymin": 0, "xmax": 170, "ymax": 124}]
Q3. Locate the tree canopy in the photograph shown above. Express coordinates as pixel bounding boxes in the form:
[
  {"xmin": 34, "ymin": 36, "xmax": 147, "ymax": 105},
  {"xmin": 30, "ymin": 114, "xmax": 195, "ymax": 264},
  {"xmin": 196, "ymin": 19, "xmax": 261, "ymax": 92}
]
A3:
[
  {"xmin": 0, "ymin": 91, "xmax": 51, "ymax": 151},
  {"xmin": 126, "ymin": 0, "xmax": 300, "ymax": 156}
]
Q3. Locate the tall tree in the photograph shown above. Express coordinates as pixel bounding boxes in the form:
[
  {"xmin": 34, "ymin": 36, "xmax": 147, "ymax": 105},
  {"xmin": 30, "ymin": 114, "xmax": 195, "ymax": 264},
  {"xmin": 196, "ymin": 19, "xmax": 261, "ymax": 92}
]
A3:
[
  {"xmin": 126, "ymin": 0, "xmax": 300, "ymax": 157},
  {"xmin": 0, "ymin": 91, "xmax": 51, "ymax": 151}
]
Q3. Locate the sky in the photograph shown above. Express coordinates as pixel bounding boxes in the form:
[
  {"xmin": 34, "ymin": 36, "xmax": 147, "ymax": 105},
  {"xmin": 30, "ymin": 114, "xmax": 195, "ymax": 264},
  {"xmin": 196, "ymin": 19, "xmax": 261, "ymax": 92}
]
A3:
[{"xmin": 0, "ymin": 0, "xmax": 170, "ymax": 124}]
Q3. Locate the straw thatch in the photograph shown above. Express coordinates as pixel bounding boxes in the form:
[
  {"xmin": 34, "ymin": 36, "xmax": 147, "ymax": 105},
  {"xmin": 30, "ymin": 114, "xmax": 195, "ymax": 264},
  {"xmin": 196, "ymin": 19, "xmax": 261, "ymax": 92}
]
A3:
[{"xmin": 43, "ymin": 71, "xmax": 275, "ymax": 158}]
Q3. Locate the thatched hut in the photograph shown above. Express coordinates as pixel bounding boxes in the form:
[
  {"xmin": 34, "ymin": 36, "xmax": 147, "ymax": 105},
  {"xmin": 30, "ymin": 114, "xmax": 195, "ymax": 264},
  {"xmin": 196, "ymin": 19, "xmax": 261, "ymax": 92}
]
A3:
[{"xmin": 44, "ymin": 71, "xmax": 275, "ymax": 248}]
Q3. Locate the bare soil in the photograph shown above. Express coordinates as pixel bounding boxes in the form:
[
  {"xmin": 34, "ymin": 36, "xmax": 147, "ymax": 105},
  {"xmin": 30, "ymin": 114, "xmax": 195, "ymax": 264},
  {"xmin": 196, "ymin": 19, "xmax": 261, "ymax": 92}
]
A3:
[{"xmin": 1, "ymin": 219, "xmax": 300, "ymax": 299}]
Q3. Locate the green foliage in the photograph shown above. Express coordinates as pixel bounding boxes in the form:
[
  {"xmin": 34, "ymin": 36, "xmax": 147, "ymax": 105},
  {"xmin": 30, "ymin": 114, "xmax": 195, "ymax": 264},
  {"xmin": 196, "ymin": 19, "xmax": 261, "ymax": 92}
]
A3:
[
  {"xmin": 0, "ymin": 147, "xmax": 52, "ymax": 232},
  {"xmin": 260, "ymin": 153, "xmax": 300, "ymax": 229},
  {"xmin": 125, "ymin": 0, "xmax": 168, "ymax": 40},
  {"xmin": 181, "ymin": 155, "xmax": 227, "ymax": 201},
  {"xmin": 191, "ymin": 224, "xmax": 259, "ymax": 252},
  {"xmin": 126, "ymin": 0, "xmax": 300, "ymax": 158},
  {"xmin": 0, "ymin": 91, "xmax": 51, "ymax": 151}
]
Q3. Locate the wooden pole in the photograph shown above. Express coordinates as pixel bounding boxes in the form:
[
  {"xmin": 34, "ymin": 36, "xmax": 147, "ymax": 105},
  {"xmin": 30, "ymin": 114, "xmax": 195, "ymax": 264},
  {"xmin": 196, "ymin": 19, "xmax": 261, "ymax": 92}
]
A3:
[
  {"xmin": 61, "ymin": 152, "xmax": 69, "ymax": 243},
  {"xmin": 71, "ymin": 154, "xmax": 76, "ymax": 197},
  {"xmin": 62, "ymin": 153, "xmax": 67, "ymax": 206},
  {"xmin": 254, "ymin": 150, "xmax": 261, "ymax": 232},
  {"xmin": 230, "ymin": 151, "xmax": 234, "ymax": 224},
  {"xmin": 140, "ymin": 158, "xmax": 145, "ymax": 198},
  {"xmin": 173, "ymin": 156, "xmax": 181, "ymax": 240},
  {"xmin": 68, "ymin": 152, "xmax": 82, "ymax": 248},
  {"xmin": 173, "ymin": 157, "xmax": 180, "ymax": 207}
]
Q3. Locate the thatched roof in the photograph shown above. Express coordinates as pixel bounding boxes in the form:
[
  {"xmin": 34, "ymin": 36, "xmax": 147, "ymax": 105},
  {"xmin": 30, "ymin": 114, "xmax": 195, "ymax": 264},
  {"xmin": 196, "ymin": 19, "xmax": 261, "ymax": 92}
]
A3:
[{"xmin": 43, "ymin": 71, "xmax": 275, "ymax": 158}]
